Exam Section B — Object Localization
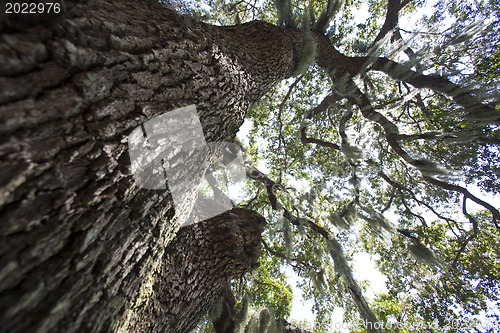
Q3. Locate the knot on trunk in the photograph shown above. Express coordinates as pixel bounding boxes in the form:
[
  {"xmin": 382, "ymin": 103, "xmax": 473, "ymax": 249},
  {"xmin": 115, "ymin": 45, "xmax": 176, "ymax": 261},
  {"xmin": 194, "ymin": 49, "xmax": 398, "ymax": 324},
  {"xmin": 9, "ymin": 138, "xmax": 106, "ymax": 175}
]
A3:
[{"xmin": 205, "ymin": 208, "xmax": 267, "ymax": 274}]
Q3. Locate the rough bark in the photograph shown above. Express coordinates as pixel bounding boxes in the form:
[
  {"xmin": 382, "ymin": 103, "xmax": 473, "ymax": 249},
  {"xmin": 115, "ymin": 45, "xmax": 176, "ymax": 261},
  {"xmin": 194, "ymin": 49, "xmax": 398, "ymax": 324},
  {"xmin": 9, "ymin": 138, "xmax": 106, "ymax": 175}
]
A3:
[
  {"xmin": 0, "ymin": 1, "xmax": 300, "ymax": 332},
  {"xmin": 116, "ymin": 208, "xmax": 266, "ymax": 333}
]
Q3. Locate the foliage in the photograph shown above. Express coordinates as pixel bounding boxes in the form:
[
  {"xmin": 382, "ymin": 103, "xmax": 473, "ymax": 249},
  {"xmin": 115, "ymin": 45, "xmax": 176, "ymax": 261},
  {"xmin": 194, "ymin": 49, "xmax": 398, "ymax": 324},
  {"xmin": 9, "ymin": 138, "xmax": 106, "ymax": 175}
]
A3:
[
  {"xmin": 170, "ymin": 0, "xmax": 500, "ymax": 332},
  {"xmin": 364, "ymin": 212, "xmax": 500, "ymax": 332},
  {"xmin": 232, "ymin": 252, "xmax": 294, "ymax": 320}
]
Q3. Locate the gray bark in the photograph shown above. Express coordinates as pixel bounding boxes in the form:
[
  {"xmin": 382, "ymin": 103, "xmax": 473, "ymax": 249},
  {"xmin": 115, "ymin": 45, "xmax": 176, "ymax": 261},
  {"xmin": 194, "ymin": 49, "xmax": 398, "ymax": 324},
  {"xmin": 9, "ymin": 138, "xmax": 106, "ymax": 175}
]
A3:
[
  {"xmin": 0, "ymin": 1, "xmax": 300, "ymax": 332},
  {"xmin": 117, "ymin": 208, "xmax": 266, "ymax": 333}
]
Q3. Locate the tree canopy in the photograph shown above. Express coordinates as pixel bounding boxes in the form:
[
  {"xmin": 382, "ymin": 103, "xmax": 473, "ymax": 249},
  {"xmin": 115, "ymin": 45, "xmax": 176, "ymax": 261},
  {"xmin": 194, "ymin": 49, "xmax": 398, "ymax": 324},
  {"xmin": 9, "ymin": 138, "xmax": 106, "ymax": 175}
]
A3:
[{"xmin": 165, "ymin": 0, "xmax": 500, "ymax": 332}]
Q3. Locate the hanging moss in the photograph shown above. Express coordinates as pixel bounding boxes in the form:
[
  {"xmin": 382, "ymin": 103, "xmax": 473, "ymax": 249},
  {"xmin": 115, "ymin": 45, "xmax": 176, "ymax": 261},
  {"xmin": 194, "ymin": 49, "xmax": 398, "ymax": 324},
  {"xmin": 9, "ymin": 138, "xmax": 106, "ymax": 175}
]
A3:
[
  {"xmin": 291, "ymin": 15, "xmax": 317, "ymax": 76},
  {"xmin": 234, "ymin": 300, "xmax": 281, "ymax": 333},
  {"xmin": 358, "ymin": 203, "xmax": 396, "ymax": 244},
  {"xmin": 207, "ymin": 297, "xmax": 224, "ymax": 322},
  {"xmin": 283, "ymin": 216, "xmax": 292, "ymax": 264},
  {"xmin": 258, "ymin": 308, "xmax": 272, "ymax": 333},
  {"xmin": 234, "ymin": 296, "xmax": 250, "ymax": 333},
  {"xmin": 341, "ymin": 142, "xmax": 363, "ymax": 160},
  {"xmin": 274, "ymin": 0, "xmax": 296, "ymax": 28},
  {"xmin": 410, "ymin": 158, "xmax": 450, "ymax": 177},
  {"xmin": 408, "ymin": 240, "xmax": 445, "ymax": 269},
  {"xmin": 327, "ymin": 212, "xmax": 351, "ymax": 229}
]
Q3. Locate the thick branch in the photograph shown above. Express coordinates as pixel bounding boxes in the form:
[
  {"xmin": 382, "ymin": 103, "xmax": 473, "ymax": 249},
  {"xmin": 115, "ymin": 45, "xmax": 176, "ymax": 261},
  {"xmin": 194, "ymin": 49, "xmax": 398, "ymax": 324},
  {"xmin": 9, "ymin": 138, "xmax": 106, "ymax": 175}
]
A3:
[
  {"xmin": 423, "ymin": 175, "xmax": 500, "ymax": 227},
  {"xmin": 370, "ymin": 0, "xmax": 404, "ymax": 47},
  {"xmin": 369, "ymin": 0, "xmax": 419, "ymax": 63},
  {"xmin": 299, "ymin": 135, "xmax": 340, "ymax": 150},
  {"xmin": 346, "ymin": 82, "xmax": 499, "ymax": 229},
  {"xmin": 125, "ymin": 208, "xmax": 267, "ymax": 332},
  {"xmin": 370, "ymin": 58, "xmax": 499, "ymax": 123},
  {"xmin": 315, "ymin": 25, "xmax": 498, "ymax": 125}
]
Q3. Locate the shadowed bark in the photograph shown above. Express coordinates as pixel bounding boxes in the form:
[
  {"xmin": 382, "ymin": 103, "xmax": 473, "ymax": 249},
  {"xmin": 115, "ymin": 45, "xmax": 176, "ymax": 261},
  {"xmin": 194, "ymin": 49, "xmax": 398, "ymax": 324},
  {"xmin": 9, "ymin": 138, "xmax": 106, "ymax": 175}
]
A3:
[{"xmin": 117, "ymin": 208, "xmax": 266, "ymax": 333}]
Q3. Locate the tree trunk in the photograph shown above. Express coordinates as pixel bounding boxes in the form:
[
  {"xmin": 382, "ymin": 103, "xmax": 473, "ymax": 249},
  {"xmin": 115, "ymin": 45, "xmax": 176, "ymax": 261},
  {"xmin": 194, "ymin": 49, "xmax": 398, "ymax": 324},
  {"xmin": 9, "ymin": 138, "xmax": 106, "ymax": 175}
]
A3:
[
  {"xmin": 117, "ymin": 208, "xmax": 266, "ymax": 333},
  {"xmin": 0, "ymin": 1, "xmax": 300, "ymax": 331}
]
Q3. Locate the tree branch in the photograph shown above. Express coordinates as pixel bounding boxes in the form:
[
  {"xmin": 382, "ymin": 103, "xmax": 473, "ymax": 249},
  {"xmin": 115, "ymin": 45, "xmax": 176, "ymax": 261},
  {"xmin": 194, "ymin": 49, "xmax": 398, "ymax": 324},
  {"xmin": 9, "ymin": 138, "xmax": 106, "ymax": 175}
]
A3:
[
  {"xmin": 279, "ymin": 75, "xmax": 304, "ymax": 151},
  {"xmin": 277, "ymin": 75, "xmax": 303, "ymax": 182},
  {"xmin": 381, "ymin": 188, "xmax": 395, "ymax": 213},
  {"xmin": 423, "ymin": 175, "xmax": 500, "ymax": 228},
  {"xmin": 398, "ymin": 191, "xmax": 429, "ymax": 228},
  {"xmin": 370, "ymin": 57, "xmax": 499, "ymax": 124},
  {"xmin": 379, "ymin": 171, "xmax": 464, "ymax": 235},
  {"xmin": 300, "ymin": 93, "xmax": 343, "ymax": 149},
  {"xmin": 262, "ymin": 239, "xmax": 315, "ymax": 271},
  {"xmin": 246, "ymin": 165, "xmax": 383, "ymax": 333},
  {"xmin": 370, "ymin": 0, "xmax": 405, "ymax": 47},
  {"xmin": 368, "ymin": 0, "xmax": 420, "ymax": 65},
  {"xmin": 243, "ymin": 186, "xmax": 263, "ymax": 209},
  {"xmin": 344, "ymin": 81, "xmax": 499, "ymax": 229}
]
